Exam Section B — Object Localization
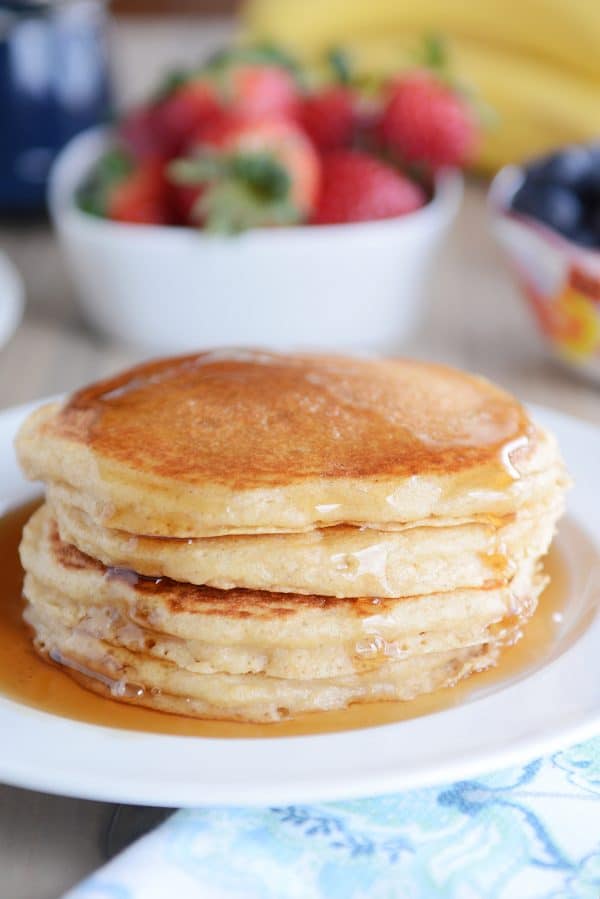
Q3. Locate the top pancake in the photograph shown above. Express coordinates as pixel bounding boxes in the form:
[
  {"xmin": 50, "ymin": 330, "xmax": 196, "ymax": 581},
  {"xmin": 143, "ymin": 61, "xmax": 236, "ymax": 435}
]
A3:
[{"xmin": 16, "ymin": 350, "xmax": 562, "ymax": 537}]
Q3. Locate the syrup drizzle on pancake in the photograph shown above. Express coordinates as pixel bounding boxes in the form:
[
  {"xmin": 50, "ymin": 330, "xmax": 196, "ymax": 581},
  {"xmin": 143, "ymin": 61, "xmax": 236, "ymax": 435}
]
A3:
[
  {"xmin": 60, "ymin": 351, "xmax": 533, "ymax": 485},
  {"xmin": 0, "ymin": 499, "xmax": 577, "ymax": 739}
]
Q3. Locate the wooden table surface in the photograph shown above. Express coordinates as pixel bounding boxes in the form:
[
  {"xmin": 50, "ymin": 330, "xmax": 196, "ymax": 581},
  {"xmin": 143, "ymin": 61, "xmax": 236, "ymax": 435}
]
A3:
[{"xmin": 0, "ymin": 17, "xmax": 598, "ymax": 899}]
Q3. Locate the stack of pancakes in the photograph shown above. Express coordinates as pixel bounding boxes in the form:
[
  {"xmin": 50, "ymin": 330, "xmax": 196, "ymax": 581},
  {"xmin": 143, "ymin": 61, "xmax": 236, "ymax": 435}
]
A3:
[{"xmin": 16, "ymin": 351, "xmax": 568, "ymax": 723}]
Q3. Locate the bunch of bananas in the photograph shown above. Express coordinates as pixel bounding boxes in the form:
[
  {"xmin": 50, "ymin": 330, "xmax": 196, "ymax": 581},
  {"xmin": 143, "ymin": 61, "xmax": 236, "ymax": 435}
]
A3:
[{"xmin": 242, "ymin": 0, "xmax": 600, "ymax": 173}]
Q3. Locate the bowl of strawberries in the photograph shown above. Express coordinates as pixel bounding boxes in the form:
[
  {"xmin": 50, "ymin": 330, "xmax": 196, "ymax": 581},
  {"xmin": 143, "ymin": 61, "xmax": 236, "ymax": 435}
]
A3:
[{"xmin": 49, "ymin": 44, "xmax": 473, "ymax": 352}]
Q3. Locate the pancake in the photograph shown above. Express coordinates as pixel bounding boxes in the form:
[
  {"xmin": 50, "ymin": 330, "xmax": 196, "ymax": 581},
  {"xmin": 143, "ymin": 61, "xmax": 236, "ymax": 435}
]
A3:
[
  {"xmin": 20, "ymin": 505, "xmax": 546, "ymax": 721},
  {"xmin": 15, "ymin": 350, "xmax": 564, "ymax": 538},
  {"xmin": 51, "ymin": 493, "xmax": 564, "ymax": 598},
  {"xmin": 16, "ymin": 350, "xmax": 569, "ymax": 723}
]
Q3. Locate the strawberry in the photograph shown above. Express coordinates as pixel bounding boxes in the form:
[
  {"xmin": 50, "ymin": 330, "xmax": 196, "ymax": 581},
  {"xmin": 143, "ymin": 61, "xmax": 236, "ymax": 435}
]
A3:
[
  {"xmin": 312, "ymin": 150, "xmax": 425, "ymax": 225},
  {"xmin": 204, "ymin": 44, "xmax": 301, "ymax": 122},
  {"xmin": 379, "ymin": 71, "xmax": 477, "ymax": 169},
  {"xmin": 154, "ymin": 80, "xmax": 222, "ymax": 154},
  {"xmin": 225, "ymin": 64, "xmax": 299, "ymax": 121},
  {"xmin": 168, "ymin": 181, "xmax": 205, "ymax": 226},
  {"xmin": 157, "ymin": 57, "xmax": 299, "ymax": 153},
  {"xmin": 108, "ymin": 160, "xmax": 170, "ymax": 225},
  {"xmin": 119, "ymin": 46, "xmax": 301, "ymax": 162},
  {"xmin": 77, "ymin": 150, "xmax": 170, "ymax": 225},
  {"xmin": 118, "ymin": 105, "xmax": 167, "ymax": 161},
  {"xmin": 169, "ymin": 117, "xmax": 320, "ymax": 231},
  {"xmin": 119, "ymin": 82, "xmax": 221, "ymax": 161},
  {"xmin": 300, "ymin": 86, "xmax": 357, "ymax": 151}
]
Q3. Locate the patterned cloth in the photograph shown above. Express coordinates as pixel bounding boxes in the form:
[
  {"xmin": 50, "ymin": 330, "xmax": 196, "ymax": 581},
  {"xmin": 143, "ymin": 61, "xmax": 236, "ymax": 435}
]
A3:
[{"xmin": 63, "ymin": 737, "xmax": 600, "ymax": 899}]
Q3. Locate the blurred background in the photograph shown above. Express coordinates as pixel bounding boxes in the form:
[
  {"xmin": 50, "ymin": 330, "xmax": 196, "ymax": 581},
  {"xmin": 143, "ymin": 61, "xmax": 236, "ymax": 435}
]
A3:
[{"xmin": 0, "ymin": 0, "xmax": 599, "ymax": 412}]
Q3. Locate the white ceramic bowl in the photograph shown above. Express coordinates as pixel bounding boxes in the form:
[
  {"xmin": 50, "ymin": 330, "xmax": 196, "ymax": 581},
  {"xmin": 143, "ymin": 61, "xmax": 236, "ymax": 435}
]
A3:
[{"xmin": 49, "ymin": 127, "xmax": 462, "ymax": 353}]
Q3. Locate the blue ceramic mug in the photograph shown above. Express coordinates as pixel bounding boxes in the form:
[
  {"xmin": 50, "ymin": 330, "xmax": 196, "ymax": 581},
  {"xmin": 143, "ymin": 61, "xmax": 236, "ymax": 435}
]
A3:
[{"xmin": 0, "ymin": 0, "xmax": 112, "ymax": 212}]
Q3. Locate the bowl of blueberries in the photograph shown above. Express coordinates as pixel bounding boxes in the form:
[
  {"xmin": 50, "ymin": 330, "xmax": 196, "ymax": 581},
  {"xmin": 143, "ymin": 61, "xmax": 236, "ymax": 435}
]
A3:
[{"xmin": 489, "ymin": 143, "xmax": 600, "ymax": 383}]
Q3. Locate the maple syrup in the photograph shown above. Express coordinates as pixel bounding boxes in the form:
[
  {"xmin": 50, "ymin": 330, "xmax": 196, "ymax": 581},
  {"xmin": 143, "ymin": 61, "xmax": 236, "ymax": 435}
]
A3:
[
  {"xmin": 0, "ymin": 498, "xmax": 586, "ymax": 739},
  {"xmin": 31, "ymin": 351, "xmax": 534, "ymax": 540}
]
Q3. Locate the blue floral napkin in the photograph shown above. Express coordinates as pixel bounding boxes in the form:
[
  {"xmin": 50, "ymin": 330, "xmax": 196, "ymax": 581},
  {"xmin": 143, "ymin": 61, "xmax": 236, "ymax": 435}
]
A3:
[{"xmin": 63, "ymin": 737, "xmax": 600, "ymax": 899}]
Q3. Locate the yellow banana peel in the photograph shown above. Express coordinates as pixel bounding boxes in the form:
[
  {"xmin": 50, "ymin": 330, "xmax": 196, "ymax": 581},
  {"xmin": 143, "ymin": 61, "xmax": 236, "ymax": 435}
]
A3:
[{"xmin": 242, "ymin": 0, "xmax": 600, "ymax": 173}]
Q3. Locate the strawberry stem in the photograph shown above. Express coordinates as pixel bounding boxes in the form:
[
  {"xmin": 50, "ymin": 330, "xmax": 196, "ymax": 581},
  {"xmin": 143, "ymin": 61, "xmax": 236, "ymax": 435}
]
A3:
[
  {"xmin": 422, "ymin": 33, "xmax": 448, "ymax": 72},
  {"xmin": 152, "ymin": 68, "xmax": 190, "ymax": 102},
  {"xmin": 204, "ymin": 42, "xmax": 304, "ymax": 86},
  {"xmin": 327, "ymin": 47, "xmax": 353, "ymax": 85}
]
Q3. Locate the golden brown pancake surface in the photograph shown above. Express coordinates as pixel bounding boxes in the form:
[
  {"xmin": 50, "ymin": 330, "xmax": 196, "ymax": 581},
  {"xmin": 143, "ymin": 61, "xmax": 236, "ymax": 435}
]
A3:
[{"xmin": 48, "ymin": 350, "xmax": 533, "ymax": 485}]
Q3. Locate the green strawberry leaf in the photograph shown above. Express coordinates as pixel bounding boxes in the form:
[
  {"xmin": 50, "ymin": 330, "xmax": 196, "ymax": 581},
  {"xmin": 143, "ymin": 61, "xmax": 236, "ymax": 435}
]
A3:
[
  {"xmin": 202, "ymin": 180, "xmax": 300, "ymax": 233},
  {"xmin": 152, "ymin": 68, "xmax": 192, "ymax": 102},
  {"xmin": 327, "ymin": 46, "xmax": 353, "ymax": 86},
  {"xmin": 203, "ymin": 41, "xmax": 305, "ymax": 87},
  {"xmin": 77, "ymin": 149, "xmax": 134, "ymax": 217},
  {"xmin": 168, "ymin": 154, "xmax": 224, "ymax": 186},
  {"xmin": 205, "ymin": 41, "xmax": 299, "ymax": 73},
  {"xmin": 422, "ymin": 33, "xmax": 448, "ymax": 71},
  {"xmin": 170, "ymin": 147, "xmax": 298, "ymax": 232},
  {"xmin": 229, "ymin": 153, "xmax": 291, "ymax": 202}
]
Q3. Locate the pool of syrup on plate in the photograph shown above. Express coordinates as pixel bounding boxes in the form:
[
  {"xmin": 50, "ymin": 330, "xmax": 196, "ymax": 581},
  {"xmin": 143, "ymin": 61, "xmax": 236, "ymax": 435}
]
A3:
[{"xmin": 0, "ymin": 498, "xmax": 572, "ymax": 738}]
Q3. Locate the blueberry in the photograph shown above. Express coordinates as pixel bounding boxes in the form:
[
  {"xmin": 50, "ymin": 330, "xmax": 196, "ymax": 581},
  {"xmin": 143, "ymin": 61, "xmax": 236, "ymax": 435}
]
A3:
[
  {"xmin": 570, "ymin": 228, "xmax": 599, "ymax": 249},
  {"xmin": 526, "ymin": 145, "xmax": 595, "ymax": 190},
  {"xmin": 512, "ymin": 179, "xmax": 583, "ymax": 236},
  {"xmin": 578, "ymin": 145, "xmax": 600, "ymax": 196},
  {"xmin": 589, "ymin": 202, "xmax": 600, "ymax": 241},
  {"xmin": 561, "ymin": 193, "xmax": 600, "ymax": 249}
]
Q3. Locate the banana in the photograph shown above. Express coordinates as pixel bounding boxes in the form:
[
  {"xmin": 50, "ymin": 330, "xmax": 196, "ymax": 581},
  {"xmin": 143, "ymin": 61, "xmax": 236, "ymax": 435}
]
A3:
[
  {"xmin": 242, "ymin": 0, "xmax": 600, "ymax": 172},
  {"xmin": 244, "ymin": 0, "xmax": 600, "ymax": 81}
]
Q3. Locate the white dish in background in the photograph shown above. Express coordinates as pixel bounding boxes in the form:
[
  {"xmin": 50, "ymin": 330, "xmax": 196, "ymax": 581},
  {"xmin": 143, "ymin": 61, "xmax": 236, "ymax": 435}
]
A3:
[
  {"xmin": 0, "ymin": 252, "xmax": 24, "ymax": 351},
  {"xmin": 48, "ymin": 127, "xmax": 462, "ymax": 354},
  {"xmin": 0, "ymin": 401, "xmax": 598, "ymax": 807},
  {"xmin": 489, "ymin": 166, "xmax": 600, "ymax": 384}
]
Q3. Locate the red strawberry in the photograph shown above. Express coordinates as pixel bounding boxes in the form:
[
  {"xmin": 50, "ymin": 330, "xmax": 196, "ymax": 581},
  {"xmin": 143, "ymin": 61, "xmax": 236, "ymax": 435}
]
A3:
[
  {"xmin": 203, "ymin": 44, "xmax": 301, "ymax": 121},
  {"xmin": 119, "ymin": 82, "xmax": 221, "ymax": 161},
  {"xmin": 119, "ymin": 65, "xmax": 299, "ymax": 162},
  {"xmin": 169, "ymin": 117, "xmax": 320, "ymax": 231},
  {"xmin": 226, "ymin": 64, "xmax": 299, "ymax": 121},
  {"xmin": 312, "ymin": 150, "xmax": 425, "ymax": 225},
  {"xmin": 168, "ymin": 181, "xmax": 205, "ymax": 225},
  {"xmin": 300, "ymin": 87, "xmax": 357, "ymax": 151},
  {"xmin": 108, "ymin": 159, "xmax": 170, "ymax": 224},
  {"xmin": 155, "ymin": 80, "xmax": 222, "ymax": 154},
  {"xmin": 78, "ymin": 150, "xmax": 170, "ymax": 224},
  {"xmin": 118, "ymin": 105, "xmax": 166, "ymax": 160},
  {"xmin": 118, "ymin": 44, "xmax": 302, "ymax": 163},
  {"xmin": 379, "ymin": 71, "xmax": 477, "ymax": 169}
]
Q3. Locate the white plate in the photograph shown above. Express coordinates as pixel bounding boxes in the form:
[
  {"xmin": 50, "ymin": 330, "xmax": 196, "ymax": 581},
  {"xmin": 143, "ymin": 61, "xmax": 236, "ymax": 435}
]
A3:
[
  {"xmin": 0, "ymin": 401, "xmax": 599, "ymax": 806},
  {"xmin": 0, "ymin": 251, "xmax": 24, "ymax": 351}
]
